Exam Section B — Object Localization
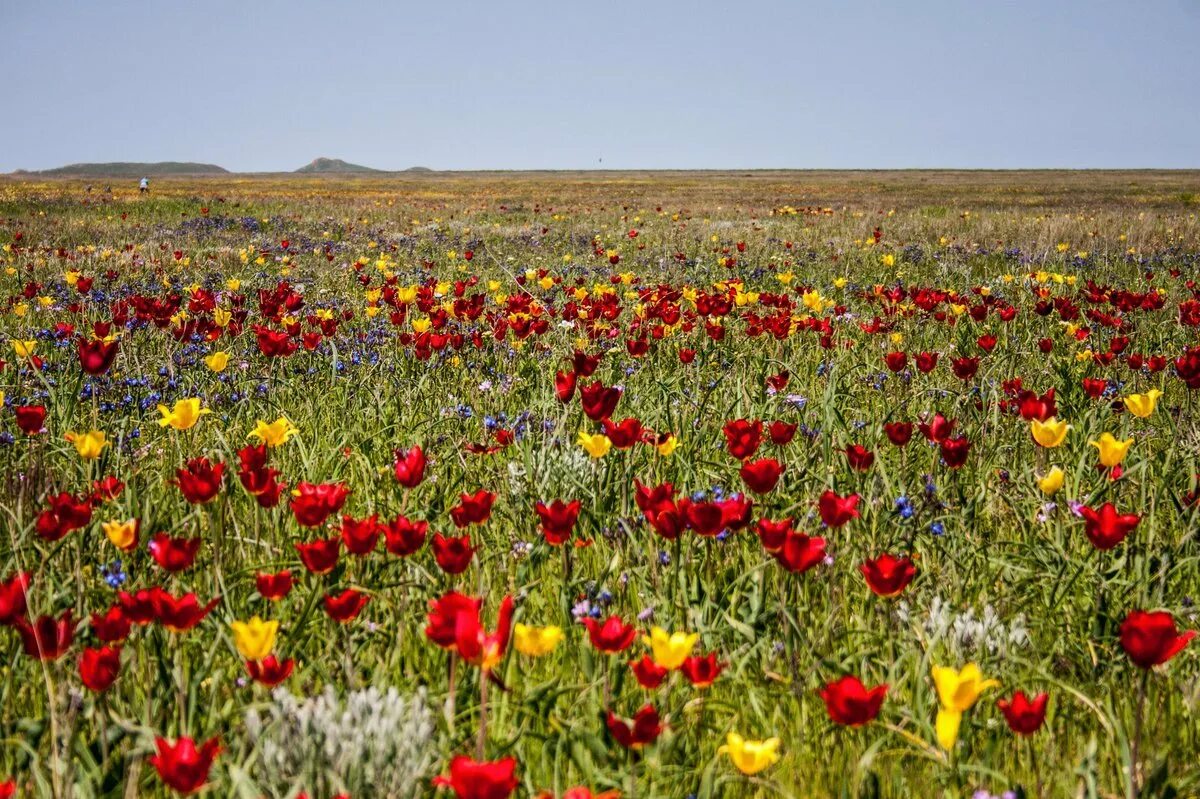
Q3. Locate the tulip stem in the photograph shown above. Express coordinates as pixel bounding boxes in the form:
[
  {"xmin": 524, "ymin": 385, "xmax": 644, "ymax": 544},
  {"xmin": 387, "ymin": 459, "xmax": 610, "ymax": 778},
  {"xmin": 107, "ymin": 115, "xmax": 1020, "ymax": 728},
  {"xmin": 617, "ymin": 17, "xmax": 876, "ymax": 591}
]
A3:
[
  {"xmin": 446, "ymin": 653, "xmax": 457, "ymax": 735},
  {"xmin": 1025, "ymin": 735, "xmax": 1042, "ymax": 799},
  {"xmin": 477, "ymin": 668, "xmax": 489, "ymax": 759},
  {"xmin": 1129, "ymin": 670, "xmax": 1149, "ymax": 799}
]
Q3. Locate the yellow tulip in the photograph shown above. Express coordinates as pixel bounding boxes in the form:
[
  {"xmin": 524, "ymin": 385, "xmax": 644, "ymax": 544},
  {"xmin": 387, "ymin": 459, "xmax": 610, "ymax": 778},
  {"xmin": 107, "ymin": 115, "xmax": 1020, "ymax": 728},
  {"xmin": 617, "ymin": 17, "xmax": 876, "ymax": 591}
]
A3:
[
  {"xmin": 204, "ymin": 351, "xmax": 230, "ymax": 372},
  {"xmin": 577, "ymin": 431, "xmax": 612, "ymax": 459},
  {"xmin": 1123, "ymin": 389, "xmax": 1162, "ymax": 419},
  {"xmin": 656, "ymin": 435, "xmax": 678, "ymax": 457},
  {"xmin": 1090, "ymin": 432, "xmax": 1133, "ymax": 468},
  {"xmin": 513, "ymin": 623, "xmax": 563, "ymax": 657},
  {"xmin": 11, "ymin": 339, "xmax": 36, "ymax": 358},
  {"xmin": 66, "ymin": 430, "xmax": 108, "ymax": 460},
  {"xmin": 230, "ymin": 616, "xmax": 278, "ymax": 662},
  {"xmin": 719, "ymin": 732, "xmax": 781, "ymax": 775},
  {"xmin": 157, "ymin": 398, "xmax": 210, "ymax": 431},
  {"xmin": 1030, "ymin": 417, "xmax": 1069, "ymax": 448},
  {"xmin": 102, "ymin": 518, "xmax": 139, "ymax": 551},
  {"xmin": 645, "ymin": 627, "xmax": 698, "ymax": 670},
  {"xmin": 249, "ymin": 417, "xmax": 299, "ymax": 448},
  {"xmin": 1037, "ymin": 466, "xmax": 1064, "ymax": 495},
  {"xmin": 931, "ymin": 664, "xmax": 998, "ymax": 750}
]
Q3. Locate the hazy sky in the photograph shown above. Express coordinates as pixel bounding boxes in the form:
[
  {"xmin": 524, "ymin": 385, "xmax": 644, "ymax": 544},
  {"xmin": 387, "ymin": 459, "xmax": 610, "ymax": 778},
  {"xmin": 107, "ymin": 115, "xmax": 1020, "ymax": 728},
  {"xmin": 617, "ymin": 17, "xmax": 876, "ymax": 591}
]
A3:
[{"xmin": 3, "ymin": 0, "xmax": 1198, "ymax": 172}]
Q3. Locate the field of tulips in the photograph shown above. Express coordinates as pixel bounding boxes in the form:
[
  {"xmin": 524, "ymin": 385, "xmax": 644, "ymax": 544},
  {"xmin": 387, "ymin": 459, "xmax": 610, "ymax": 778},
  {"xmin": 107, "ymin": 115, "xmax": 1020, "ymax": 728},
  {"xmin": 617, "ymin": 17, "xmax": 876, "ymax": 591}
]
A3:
[{"xmin": 1, "ymin": 171, "xmax": 1199, "ymax": 798}]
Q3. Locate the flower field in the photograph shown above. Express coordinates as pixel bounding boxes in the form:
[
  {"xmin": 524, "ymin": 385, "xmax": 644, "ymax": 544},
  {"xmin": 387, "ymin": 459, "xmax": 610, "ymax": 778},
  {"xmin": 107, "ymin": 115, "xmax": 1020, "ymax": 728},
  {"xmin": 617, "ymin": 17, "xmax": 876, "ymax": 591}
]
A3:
[{"xmin": 1, "ymin": 170, "xmax": 1199, "ymax": 798}]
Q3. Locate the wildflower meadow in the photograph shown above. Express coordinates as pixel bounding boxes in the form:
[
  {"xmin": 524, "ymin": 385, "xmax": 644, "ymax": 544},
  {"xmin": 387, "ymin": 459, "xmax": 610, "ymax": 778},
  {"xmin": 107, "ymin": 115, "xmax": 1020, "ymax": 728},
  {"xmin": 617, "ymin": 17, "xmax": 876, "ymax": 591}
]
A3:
[{"xmin": 0, "ymin": 170, "xmax": 1198, "ymax": 798}]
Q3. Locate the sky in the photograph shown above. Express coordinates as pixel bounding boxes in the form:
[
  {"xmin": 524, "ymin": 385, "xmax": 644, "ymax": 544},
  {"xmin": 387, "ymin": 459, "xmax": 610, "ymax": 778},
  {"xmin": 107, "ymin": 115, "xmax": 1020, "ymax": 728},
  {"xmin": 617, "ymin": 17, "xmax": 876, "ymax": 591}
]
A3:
[{"xmin": 2, "ymin": 0, "xmax": 1198, "ymax": 172}]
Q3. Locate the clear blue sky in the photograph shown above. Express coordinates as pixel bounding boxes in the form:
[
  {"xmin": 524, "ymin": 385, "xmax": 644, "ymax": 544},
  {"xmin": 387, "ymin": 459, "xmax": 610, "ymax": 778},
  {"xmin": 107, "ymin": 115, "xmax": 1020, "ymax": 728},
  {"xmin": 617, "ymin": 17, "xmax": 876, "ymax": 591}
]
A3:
[{"xmin": 3, "ymin": 0, "xmax": 1198, "ymax": 171}]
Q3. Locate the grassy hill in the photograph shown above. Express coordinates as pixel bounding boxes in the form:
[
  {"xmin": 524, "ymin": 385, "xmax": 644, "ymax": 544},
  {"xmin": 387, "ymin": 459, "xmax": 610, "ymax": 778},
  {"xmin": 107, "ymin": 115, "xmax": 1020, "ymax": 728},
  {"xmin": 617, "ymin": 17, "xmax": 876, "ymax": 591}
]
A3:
[
  {"xmin": 295, "ymin": 158, "xmax": 381, "ymax": 174},
  {"xmin": 16, "ymin": 161, "xmax": 229, "ymax": 177}
]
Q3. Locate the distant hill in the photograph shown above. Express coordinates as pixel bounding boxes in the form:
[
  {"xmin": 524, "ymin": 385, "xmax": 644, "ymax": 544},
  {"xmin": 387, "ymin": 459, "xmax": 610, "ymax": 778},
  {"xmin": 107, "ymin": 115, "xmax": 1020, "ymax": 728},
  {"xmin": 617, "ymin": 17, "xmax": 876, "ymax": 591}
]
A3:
[
  {"xmin": 16, "ymin": 161, "xmax": 229, "ymax": 177},
  {"xmin": 295, "ymin": 157, "xmax": 381, "ymax": 174}
]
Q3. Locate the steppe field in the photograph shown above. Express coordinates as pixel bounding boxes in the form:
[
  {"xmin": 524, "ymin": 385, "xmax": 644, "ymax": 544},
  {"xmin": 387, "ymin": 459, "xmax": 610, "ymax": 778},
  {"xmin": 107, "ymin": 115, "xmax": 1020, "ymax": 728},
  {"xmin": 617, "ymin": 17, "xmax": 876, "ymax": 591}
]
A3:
[{"xmin": 1, "ymin": 170, "xmax": 1199, "ymax": 798}]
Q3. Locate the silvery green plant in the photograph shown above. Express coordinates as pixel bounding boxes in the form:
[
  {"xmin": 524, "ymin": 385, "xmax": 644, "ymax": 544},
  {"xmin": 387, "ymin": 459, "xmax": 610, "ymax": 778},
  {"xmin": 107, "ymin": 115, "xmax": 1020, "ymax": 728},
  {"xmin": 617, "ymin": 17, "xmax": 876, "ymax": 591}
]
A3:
[
  {"xmin": 245, "ymin": 685, "xmax": 437, "ymax": 798},
  {"xmin": 898, "ymin": 596, "xmax": 1030, "ymax": 657}
]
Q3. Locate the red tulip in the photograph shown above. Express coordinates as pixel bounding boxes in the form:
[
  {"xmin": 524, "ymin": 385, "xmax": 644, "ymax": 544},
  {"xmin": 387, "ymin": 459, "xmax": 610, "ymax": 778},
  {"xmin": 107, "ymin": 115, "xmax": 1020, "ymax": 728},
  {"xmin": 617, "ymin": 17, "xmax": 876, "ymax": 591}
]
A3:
[
  {"xmin": 36, "ymin": 492, "xmax": 93, "ymax": 541},
  {"xmin": 449, "ymin": 490, "xmax": 496, "ymax": 528},
  {"xmin": 554, "ymin": 370, "xmax": 577, "ymax": 403},
  {"xmin": 1080, "ymin": 503, "xmax": 1139, "ymax": 550},
  {"xmin": 173, "ymin": 458, "xmax": 225, "ymax": 504},
  {"xmin": 634, "ymin": 480, "xmax": 676, "ymax": 515},
  {"xmin": 679, "ymin": 498, "xmax": 725, "ymax": 536},
  {"xmin": 432, "ymin": 755, "xmax": 518, "ymax": 799},
  {"xmin": 1119, "ymin": 610, "xmax": 1195, "ymax": 668},
  {"xmin": 819, "ymin": 675, "xmax": 887, "ymax": 726},
  {"xmin": 536, "ymin": 499, "xmax": 581, "ymax": 545},
  {"xmin": 295, "ymin": 537, "xmax": 341, "ymax": 574},
  {"xmin": 950, "ymin": 356, "xmax": 979, "ymax": 381},
  {"xmin": 915, "ymin": 352, "xmax": 939, "ymax": 373},
  {"xmin": 860, "ymin": 554, "xmax": 917, "ymax": 597},
  {"xmin": 606, "ymin": 705, "xmax": 663, "ymax": 749},
  {"xmin": 756, "ymin": 517, "xmax": 793, "ymax": 552},
  {"xmin": 0, "ymin": 572, "xmax": 30, "ymax": 625},
  {"xmin": 16, "ymin": 610, "xmax": 74, "ymax": 659},
  {"xmin": 768, "ymin": 420, "xmax": 797, "ymax": 445},
  {"xmin": 90, "ymin": 475, "xmax": 125, "ymax": 503},
  {"xmin": 883, "ymin": 421, "xmax": 913, "ymax": 446},
  {"xmin": 817, "ymin": 490, "xmax": 859, "ymax": 528},
  {"xmin": 844, "ymin": 444, "xmax": 874, "ymax": 471},
  {"xmin": 939, "ymin": 436, "xmax": 971, "ymax": 468},
  {"xmin": 432, "ymin": 533, "xmax": 475, "ymax": 574},
  {"xmin": 154, "ymin": 592, "xmax": 219, "ymax": 633},
  {"xmin": 80, "ymin": 645, "xmax": 121, "ymax": 692},
  {"xmin": 918, "ymin": 413, "xmax": 954, "ymax": 443},
  {"xmin": 255, "ymin": 570, "xmax": 294, "ymax": 600},
  {"xmin": 119, "ymin": 588, "xmax": 163, "ymax": 626},
  {"xmin": 1017, "ymin": 389, "xmax": 1057, "ymax": 422},
  {"xmin": 290, "ymin": 482, "xmax": 350, "ymax": 527},
  {"xmin": 393, "ymin": 446, "xmax": 427, "ymax": 488},
  {"xmin": 15, "ymin": 405, "xmax": 47, "ymax": 434},
  {"xmin": 601, "ymin": 417, "xmax": 643, "ymax": 449},
  {"xmin": 884, "ymin": 351, "xmax": 907, "ymax": 373},
  {"xmin": 149, "ymin": 736, "xmax": 221, "ymax": 794},
  {"xmin": 91, "ymin": 605, "xmax": 131, "ymax": 642},
  {"xmin": 723, "ymin": 419, "xmax": 763, "ymax": 460},
  {"xmin": 996, "ymin": 691, "xmax": 1048, "ymax": 735},
  {"xmin": 581, "ymin": 615, "xmax": 637, "ymax": 653},
  {"xmin": 340, "ymin": 515, "xmax": 381, "ymax": 556},
  {"xmin": 382, "ymin": 514, "xmax": 428, "ymax": 556},
  {"xmin": 629, "ymin": 655, "xmax": 669, "ymax": 688},
  {"xmin": 740, "ymin": 458, "xmax": 784, "ymax": 494},
  {"xmin": 149, "ymin": 533, "xmax": 201, "ymax": 573},
  {"xmin": 255, "ymin": 326, "xmax": 297, "ymax": 358},
  {"xmin": 78, "ymin": 337, "xmax": 119, "ymax": 375},
  {"xmin": 681, "ymin": 652, "xmax": 724, "ymax": 688},
  {"xmin": 246, "ymin": 654, "xmax": 294, "ymax": 686},
  {"xmin": 572, "ymin": 350, "xmax": 601, "ymax": 377},
  {"xmin": 425, "ymin": 592, "xmax": 484, "ymax": 648},
  {"xmin": 323, "ymin": 588, "xmax": 369, "ymax": 622},
  {"xmin": 579, "ymin": 381, "xmax": 621, "ymax": 421},
  {"xmin": 773, "ymin": 529, "xmax": 827, "ymax": 573},
  {"xmin": 454, "ymin": 595, "xmax": 513, "ymax": 671},
  {"xmin": 1080, "ymin": 377, "xmax": 1108, "ymax": 399}
]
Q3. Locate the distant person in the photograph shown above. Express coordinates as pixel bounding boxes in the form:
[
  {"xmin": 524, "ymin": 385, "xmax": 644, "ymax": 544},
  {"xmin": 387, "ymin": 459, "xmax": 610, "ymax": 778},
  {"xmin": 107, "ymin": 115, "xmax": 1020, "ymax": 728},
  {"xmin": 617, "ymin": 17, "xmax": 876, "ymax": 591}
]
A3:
[{"xmin": 139, "ymin": 177, "xmax": 149, "ymax": 194}]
